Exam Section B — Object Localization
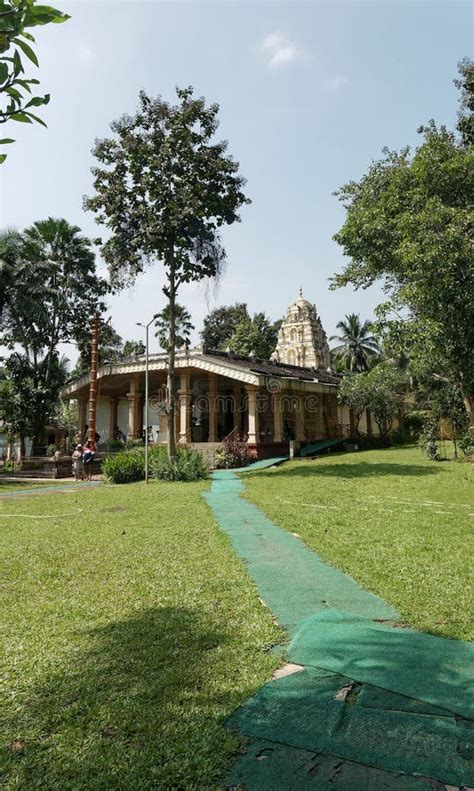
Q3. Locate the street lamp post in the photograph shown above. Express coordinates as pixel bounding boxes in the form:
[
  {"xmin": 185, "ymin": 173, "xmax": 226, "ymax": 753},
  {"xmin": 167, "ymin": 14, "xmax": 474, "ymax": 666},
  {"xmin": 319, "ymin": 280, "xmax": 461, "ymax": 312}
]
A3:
[{"xmin": 137, "ymin": 317, "xmax": 156, "ymax": 484}]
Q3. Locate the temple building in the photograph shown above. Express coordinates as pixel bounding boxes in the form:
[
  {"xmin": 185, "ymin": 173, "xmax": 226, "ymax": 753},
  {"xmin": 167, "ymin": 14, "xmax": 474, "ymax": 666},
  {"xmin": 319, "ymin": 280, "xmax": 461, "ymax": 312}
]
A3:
[
  {"xmin": 60, "ymin": 291, "xmax": 377, "ymax": 460},
  {"xmin": 275, "ymin": 289, "xmax": 331, "ymax": 369}
]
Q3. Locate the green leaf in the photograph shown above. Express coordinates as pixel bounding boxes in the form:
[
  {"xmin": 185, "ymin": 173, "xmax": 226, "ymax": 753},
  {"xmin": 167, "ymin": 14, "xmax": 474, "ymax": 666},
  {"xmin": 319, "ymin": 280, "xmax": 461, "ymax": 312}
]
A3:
[
  {"xmin": 24, "ymin": 94, "xmax": 49, "ymax": 108},
  {"xmin": 10, "ymin": 112, "xmax": 33, "ymax": 123},
  {"xmin": 13, "ymin": 37, "xmax": 38, "ymax": 66},
  {"xmin": 0, "ymin": 61, "xmax": 8, "ymax": 82},
  {"xmin": 12, "ymin": 48, "xmax": 23, "ymax": 76},
  {"xmin": 0, "ymin": 154, "xmax": 7, "ymax": 164},
  {"xmin": 23, "ymin": 110, "xmax": 47, "ymax": 126},
  {"xmin": 0, "ymin": 138, "xmax": 15, "ymax": 144}
]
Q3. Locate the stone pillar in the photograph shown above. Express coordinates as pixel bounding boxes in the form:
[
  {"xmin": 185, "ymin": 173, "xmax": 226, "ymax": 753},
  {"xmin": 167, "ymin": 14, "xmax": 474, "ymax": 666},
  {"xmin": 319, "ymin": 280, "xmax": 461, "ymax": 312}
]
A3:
[
  {"xmin": 6, "ymin": 435, "xmax": 13, "ymax": 461},
  {"xmin": 77, "ymin": 398, "xmax": 87, "ymax": 441},
  {"xmin": 208, "ymin": 374, "xmax": 217, "ymax": 442},
  {"xmin": 178, "ymin": 374, "xmax": 192, "ymax": 444},
  {"xmin": 108, "ymin": 397, "xmax": 118, "ymax": 441},
  {"xmin": 273, "ymin": 393, "xmax": 284, "ymax": 443},
  {"xmin": 295, "ymin": 394, "xmax": 305, "ymax": 441},
  {"xmin": 127, "ymin": 376, "xmax": 141, "ymax": 439},
  {"xmin": 233, "ymin": 382, "xmax": 242, "ymax": 433},
  {"xmin": 247, "ymin": 386, "xmax": 259, "ymax": 444}
]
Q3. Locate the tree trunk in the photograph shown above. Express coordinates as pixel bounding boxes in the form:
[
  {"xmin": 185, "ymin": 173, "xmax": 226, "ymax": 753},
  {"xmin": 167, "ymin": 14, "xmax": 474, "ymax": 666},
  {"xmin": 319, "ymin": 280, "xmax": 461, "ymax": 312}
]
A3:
[
  {"xmin": 19, "ymin": 435, "xmax": 26, "ymax": 462},
  {"xmin": 461, "ymin": 389, "xmax": 474, "ymax": 427},
  {"xmin": 166, "ymin": 251, "xmax": 177, "ymax": 462}
]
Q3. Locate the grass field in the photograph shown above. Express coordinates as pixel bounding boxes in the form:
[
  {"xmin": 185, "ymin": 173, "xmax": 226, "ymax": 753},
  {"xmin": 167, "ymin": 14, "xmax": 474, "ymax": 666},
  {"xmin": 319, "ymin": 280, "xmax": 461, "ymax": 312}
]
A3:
[
  {"xmin": 244, "ymin": 445, "xmax": 473, "ymax": 641},
  {"xmin": 1, "ymin": 481, "xmax": 281, "ymax": 789}
]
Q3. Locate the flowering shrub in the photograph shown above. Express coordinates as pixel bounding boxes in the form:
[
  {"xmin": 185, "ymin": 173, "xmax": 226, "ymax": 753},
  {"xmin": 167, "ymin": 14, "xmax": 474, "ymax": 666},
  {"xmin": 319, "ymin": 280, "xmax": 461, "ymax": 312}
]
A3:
[{"xmin": 215, "ymin": 433, "xmax": 251, "ymax": 469}]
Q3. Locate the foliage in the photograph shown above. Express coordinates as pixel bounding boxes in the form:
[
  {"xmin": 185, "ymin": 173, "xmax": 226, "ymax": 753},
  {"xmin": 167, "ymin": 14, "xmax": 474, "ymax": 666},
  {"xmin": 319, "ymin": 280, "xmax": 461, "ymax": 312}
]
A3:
[
  {"xmin": 363, "ymin": 366, "xmax": 406, "ymax": 437},
  {"xmin": 73, "ymin": 321, "xmax": 123, "ymax": 377},
  {"xmin": 121, "ymin": 339, "xmax": 145, "ymax": 358},
  {"xmin": 85, "ymin": 87, "xmax": 249, "ymax": 461},
  {"xmin": 403, "ymin": 410, "xmax": 427, "ymax": 439},
  {"xmin": 53, "ymin": 399, "xmax": 78, "ymax": 452},
  {"xmin": 154, "ymin": 303, "xmax": 194, "ymax": 351},
  {"xmin": 416, "ymin": 379, "xmax": 471, "ymax": 459},
  {"xmin": 0, "ymin": 219, "xmax": 107, "ymax": 450},
  {"xmin": 45, "ymin": 442, "xmax": 55, "ymax": 456},
  {"xmin": 215, "ymin": 432, "xmax": 251, "ymax": 468},
  {"xmin": 124, "ymin": 437, "xmax": 144, "ymax": 450},
  {"xmin": 0, "ymin": 0, "xmax": 69, "ymax": 162},
  {"xmin": 102, "ymin": 448, "xmax": 145, "ymax": 484},
  {"xmin": 337, "ymin": 374, "xmax": 370, "ymax": 434},
  {"xmin": 330, "ymin": 313, "xmax": 379, "ymax": 372},
  {"xmin": 332, "ymin": 61, "xmax": 474, "ymax": 425},
  {"xmin": 228, "ymin": 312, "xmax": 279, "ymax": 360},
  {"xmin": 245, "ymin": 445, "xmax": 473, "ymax": 640},
  {"xmin": 338, "ymin": 366, "xmax": 406, "ymax": 437},
  {"xmin": 1, "ymin": 480, "xmax": 280, "ymax": 787},
  {"xmin": 150, "ymin": 446, "xmax": 208, "ymax": 481},
  {"xmin": 418, "ymin": 416, "xmax": 441, "ymax": 461},
  {"xmin": 201, "ymin": 303, "xmax": 249, "ymax": 351}
]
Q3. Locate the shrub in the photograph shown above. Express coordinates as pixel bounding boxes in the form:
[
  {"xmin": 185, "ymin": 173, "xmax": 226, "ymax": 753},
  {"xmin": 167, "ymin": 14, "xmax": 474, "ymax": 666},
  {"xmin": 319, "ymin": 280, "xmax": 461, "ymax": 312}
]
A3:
[
  {"xmin": 150, "ymin": 447, "xmax": 208, "ymax": 481},
  {"xmin": 403, "ymin": 410, "xmax": 427, "ymax": 439},
  {"xmin": 46, "ymin": 443, "xmax": 56, "ymax": 457},
  {"xmin": 125, "ymin": 437, "xmax": 144, "ymax": 450},
  {"xmin": 458, "ymin": 428, "xmax": 474, "ymax": 457},
  {"xmin": 215, "ymin": 432, "xmax": 251, "ymax": 469},
  {"xmin": 103, "ymin": 449, "xmax": 145, "ymax": 484}
]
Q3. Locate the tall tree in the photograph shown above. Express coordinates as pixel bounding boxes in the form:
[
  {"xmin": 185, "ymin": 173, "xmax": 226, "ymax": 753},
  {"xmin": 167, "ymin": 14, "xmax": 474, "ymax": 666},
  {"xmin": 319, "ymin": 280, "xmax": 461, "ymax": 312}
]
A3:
[
  {"xmin": 85, "ymin": 87, "xmax": 249, "ymax": 460},
  {"xmin": 330, "ymin": 313, "xmax": 379, "ymax": 372},
  {"xmin": 0, "ymin": 0, "xmax": 70, "ymax": 162},
  {"xmin": 1, "ymin": 218, "xmax": 107, "ymax": 451},
  {"xmin": 228, "ymin": 311, "xmax": 279, "ymax": 359},
  {"xmin": 332, "ymin": 62, "xmax": 474, "ymax": 423},
  {"xmin": 201, "ymin": 303, "xmax": 249, "ymax": 350},
  {"xmin": 154, "ymin": 303, "xmax": 194, "ymax": 352}
]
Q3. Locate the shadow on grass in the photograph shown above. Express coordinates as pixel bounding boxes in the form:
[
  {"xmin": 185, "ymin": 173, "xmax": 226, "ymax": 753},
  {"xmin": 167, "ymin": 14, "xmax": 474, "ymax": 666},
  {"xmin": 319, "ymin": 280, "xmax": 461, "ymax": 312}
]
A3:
[
  {"xmin": 256, "ymin": 462, "xmax": 438, "ymax": 480},
  {"xmin": 2, "ymin": 607, "xmax": 251, "ymax": 789}
]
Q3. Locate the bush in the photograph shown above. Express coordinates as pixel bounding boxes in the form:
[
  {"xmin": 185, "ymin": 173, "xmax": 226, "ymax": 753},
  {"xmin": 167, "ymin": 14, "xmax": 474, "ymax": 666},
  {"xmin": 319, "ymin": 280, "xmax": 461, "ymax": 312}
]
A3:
[
  {"xmin": 403, "ymin": 410, "xmax": 427, "ymax": 439},
  {"xmin": 215, "ymin": 433, "xmax": 251, "ymax": 469},
  {"xmin": 150, "ymin": 447, "xmax": 208, "ymax": 481},
  {"xmin": 103, "ymin": 449, "xmax": 145, "ymax": 484},
  {"xmin": 125, "ymin": 437, "xmax": 144, "ymax": 450},
  {"xmin": 458, "ymin": 428, "xmax": 474, "ymax": 457},
  {"xmin": 46, "ymin": 443, "xmax": 56, "ymax": 457}
]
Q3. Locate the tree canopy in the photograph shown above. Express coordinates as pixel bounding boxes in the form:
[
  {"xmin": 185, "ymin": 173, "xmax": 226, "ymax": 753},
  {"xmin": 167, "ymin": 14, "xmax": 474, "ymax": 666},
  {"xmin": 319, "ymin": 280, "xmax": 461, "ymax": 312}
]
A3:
[
  {"xmin": 201, "ymin": 303, "xmax": 249, "ymax": 351},
  {"xmin": 85, "ymin": 86, "xmax": 250, "ymax": 458},
  {"xmin": 154, "ymin": 303, "xmax": 194, "ymax": 352},
  {"xmin": 0, "ymin": 218, "xmax": 107, "ymax": 452},
  {"xmin": 330, "ymin": 313, "xmax": 379, "ymax": 372},
  {"xmin": 0, "ymin": 0, "xmax": 69, "ymax": 162},
  {"xmin": 228, "ymin": 311, "xmax": 279, "ymax": 359},
  {"xmin": 332, "ymin": 61, "xmax": 474, "ymax": 423}
]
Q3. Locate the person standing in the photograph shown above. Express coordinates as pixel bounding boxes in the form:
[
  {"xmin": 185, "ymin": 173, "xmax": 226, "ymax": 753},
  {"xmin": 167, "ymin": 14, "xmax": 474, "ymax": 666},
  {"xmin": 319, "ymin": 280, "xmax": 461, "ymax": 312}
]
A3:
[
  {"xmin": 72, "ymin": 444, "xmax": 84, "ymax": 481},
  {"xmin": 82, "ymin": 441, "xmax": 95, "ymax": 482}
]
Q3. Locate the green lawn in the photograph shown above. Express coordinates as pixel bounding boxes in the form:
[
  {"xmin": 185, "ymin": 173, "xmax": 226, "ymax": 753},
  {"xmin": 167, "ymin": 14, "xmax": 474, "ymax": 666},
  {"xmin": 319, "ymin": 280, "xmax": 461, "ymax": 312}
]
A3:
[
  {"xmin": 243, "ymin": 445, "xmax": 473, "ymax": 641},
  {"xmin": 1, "ymin": 481, "xmax": 281, "ymax": 789}
]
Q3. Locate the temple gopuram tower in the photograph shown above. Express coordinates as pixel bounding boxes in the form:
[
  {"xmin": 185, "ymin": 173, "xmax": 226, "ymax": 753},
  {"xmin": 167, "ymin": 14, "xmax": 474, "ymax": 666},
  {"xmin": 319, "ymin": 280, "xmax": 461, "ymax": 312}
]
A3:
[{"xmin": 275, "ymin": 288, "xmax": 331, "ymax": 369}]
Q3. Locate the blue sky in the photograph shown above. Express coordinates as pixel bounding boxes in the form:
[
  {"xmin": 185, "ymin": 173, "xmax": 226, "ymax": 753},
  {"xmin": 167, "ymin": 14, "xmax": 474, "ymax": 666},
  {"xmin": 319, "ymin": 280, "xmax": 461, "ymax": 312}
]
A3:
[{"xmin": 1, "ymin": 0, "xmax": 471, "ymax": 357}]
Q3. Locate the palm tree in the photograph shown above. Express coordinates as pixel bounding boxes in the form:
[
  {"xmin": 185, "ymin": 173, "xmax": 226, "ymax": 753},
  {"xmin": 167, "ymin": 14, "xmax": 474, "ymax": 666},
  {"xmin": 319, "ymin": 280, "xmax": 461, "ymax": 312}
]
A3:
[
  {"xmin": 154, "ymin": 303, "xmax": 194, "ymax": 351},
  {"xmin": 330, "ymin": 313, "xmax": 380, "ymax": 372}
]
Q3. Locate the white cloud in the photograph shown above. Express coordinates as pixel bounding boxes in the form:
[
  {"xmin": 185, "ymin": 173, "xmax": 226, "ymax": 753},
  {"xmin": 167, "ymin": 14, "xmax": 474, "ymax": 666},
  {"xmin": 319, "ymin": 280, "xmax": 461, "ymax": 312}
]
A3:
[
  {"xmin": 323, "ymin": 74, "xmax": 349, "ymax": 92},
  {"xmin": 261, "ymin": 31, "xmax": 301, "ymax": 69}
]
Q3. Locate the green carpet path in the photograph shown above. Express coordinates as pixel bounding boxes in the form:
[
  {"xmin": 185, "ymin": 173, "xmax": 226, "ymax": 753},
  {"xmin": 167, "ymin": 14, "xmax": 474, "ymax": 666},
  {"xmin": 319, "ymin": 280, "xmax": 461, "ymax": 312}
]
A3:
[{"xmin": 203, "ymin": 461, "xmax": 474, "ymax": 789}]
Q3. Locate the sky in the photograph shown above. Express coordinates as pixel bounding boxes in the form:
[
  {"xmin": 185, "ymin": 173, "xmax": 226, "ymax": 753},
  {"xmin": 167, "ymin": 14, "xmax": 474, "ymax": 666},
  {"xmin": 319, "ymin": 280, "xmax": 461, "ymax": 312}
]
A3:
[{"xmin": 1, "ymin": 0, "xmax": 472, "ymax": 359}]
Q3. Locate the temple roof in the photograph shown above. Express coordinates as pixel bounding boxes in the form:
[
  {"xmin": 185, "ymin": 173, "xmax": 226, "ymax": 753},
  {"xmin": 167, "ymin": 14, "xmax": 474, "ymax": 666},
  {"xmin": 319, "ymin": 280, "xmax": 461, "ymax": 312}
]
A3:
[{"xmin": 60, "ymin": 348, "xmax": 340, "ymax": 399}]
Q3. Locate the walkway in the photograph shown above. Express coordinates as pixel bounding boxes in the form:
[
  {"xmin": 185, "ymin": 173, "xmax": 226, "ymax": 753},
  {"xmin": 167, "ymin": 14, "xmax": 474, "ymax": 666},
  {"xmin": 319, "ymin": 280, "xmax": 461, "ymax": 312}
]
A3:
[{"xmin": 203, "ymin": 462, "xmax": 474, "ymax": 789}]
